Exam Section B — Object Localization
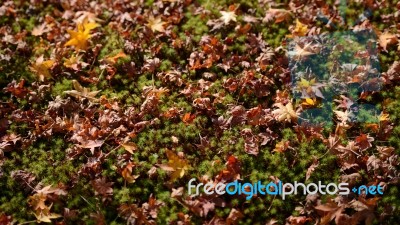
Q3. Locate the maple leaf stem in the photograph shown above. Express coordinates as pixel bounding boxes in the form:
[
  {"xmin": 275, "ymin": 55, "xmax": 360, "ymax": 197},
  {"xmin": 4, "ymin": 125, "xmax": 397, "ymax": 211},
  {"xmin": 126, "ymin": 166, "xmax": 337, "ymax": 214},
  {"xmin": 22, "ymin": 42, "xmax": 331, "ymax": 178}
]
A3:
[
  {"xmin": 19, "ymin": 220, "xmax": 37, "ymax": 224},
  {"xmin": 171, "ymin": 197, "xmax": 188, "ymax": 209},
  {"xmin": 104, "ymin": 144, "xmax": 122, "ymax": 158},
  {"xmin": 80, "ymin": 195, "xmax": 97, "ymax": 211},
  {"xmin": 268, "ymin": 194, "xmax": 277, "ymax": 211}
]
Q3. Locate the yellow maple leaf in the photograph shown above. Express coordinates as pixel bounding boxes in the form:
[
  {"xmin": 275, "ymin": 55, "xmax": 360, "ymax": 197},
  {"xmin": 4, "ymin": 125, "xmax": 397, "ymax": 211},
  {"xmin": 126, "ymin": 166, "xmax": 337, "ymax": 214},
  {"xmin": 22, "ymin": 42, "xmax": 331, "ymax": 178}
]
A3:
[
  {"xmin": 297, "ymin": 78, "xmax": 316, "ymax": 89},
  {"xmin": 32, "ymin": 205, "xmax": 61, "ymax": 223},
  {"xmin": 273, "ymin": 140, "xmax": 290, "ymax": 153},
  {"xmin": 158, "ymin": 149, "xmax": 189, "ymax": 181},
  {"xmin": 29, "ymin": 55, "xmax": 55, "ymax": 81},
  {"xmin": 65, "ymin": 17, "xmax": 99, "ymax": 50},
  {"xmin": 292, "ymin": 19, "xmax": 308, "ymax": 37},
  {"xmin": 379, "ymin": 112, "xmax": 389, "ymax": 122},
  {"xmin": 301, "ymin": 98, "xmax": 317, "ymax": 107},
  {"xmin": 146, "ymin": 16, "xmax": 166, "ymax": 32}
]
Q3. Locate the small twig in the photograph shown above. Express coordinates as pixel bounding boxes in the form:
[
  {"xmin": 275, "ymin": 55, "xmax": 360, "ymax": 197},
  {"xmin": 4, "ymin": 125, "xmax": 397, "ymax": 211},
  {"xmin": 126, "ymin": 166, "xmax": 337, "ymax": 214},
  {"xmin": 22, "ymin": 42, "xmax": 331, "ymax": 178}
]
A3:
[
  {"xmin": 267, "ymin": 194, "xmax": 277, "ymax": 211},
  {"xmin": 104, "ymin": 144, "xmax": 122, "ymax": 158},
  {"xmin": 80, "ymin": 195, "xmax": 96, "ymax": 211}
]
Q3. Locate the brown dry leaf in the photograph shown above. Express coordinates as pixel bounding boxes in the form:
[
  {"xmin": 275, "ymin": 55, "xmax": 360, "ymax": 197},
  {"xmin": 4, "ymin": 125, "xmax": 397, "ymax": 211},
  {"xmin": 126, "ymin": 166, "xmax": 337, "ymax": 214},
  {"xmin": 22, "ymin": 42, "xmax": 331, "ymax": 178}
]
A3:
[
  {"xmin": 287, "ymin": 216, "xmax": 311, "ymax": 225},
  {"xmin": 306, "ymin": 157, "xmax": 319, "ymax": 181},
  {"xmin": 379, "ymin": 32, "xmax": 398, "ymax": 52},
  {"xmin": 121, "ymin": 142, "xmax": 137, "ymax": 154},
  {"xmin": 171, "ymin": 187, "xmax": 184, "ymax": 198},
  {"xmin": 314, "ymin": 199, "xmax": 345, "ymax": 225},
  {"xmin": 182, "ymin": 112, "xmax": 196, "ymax": 124},
  {"xmin": 226, "ymin": 208, "xmax": 244, "ymax": 225},
  {"xmin": 264, "ymin": 8, "xmax": 291, "ymax": 23},
  {"xmin": 121, "ymin": 163, "xmax": 139, "ymax": 183},
  {"xmin": 354, "ymin": 133, "xmax": 374, "ymax": 150},
  {"xmin": 91, "ymin": 177, "xmax": 113, "ymax": 197},
  {"xmin": 76, "ymin": 139, "xmax": 104, "ymax": 154},
  {"xmin": 376, "ymin": 146, "xmax": 394, "ymax": 160}
]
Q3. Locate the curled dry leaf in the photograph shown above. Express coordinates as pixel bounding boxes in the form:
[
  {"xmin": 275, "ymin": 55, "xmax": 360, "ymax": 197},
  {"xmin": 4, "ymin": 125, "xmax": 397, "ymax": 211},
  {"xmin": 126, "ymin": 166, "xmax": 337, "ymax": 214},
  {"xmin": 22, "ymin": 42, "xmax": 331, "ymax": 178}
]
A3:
[
  {"xmin": 121, "ymin": 142, "xmax": 137, "ymax": 154},
  {"xmin": 378, "ymin": 32, "xmax": 398, "ymax": 52}
]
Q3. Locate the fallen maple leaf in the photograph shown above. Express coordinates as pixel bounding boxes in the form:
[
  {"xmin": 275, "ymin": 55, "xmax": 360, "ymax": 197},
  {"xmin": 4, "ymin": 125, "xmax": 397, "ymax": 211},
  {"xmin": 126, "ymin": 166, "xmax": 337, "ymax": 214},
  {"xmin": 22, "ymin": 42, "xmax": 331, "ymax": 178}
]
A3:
[
  {"xmin": 103, "ymin": 51, "xmax": 128, "ymax": 65},
  {"xmin": 31, "ymin": 23, "xmax": 50, "ymax": 36},
  {"xmin": 273, "ymin": 140, "xmax": 290, "ymax": 153},
  {"xmin": 157, "ymin": 149, "xmax": 189, "ymax": 181},
  {"xmin": 301, "ymin": 98, "xmax": 318, "ymax": 107},
  {"xmin": 289, "ymin": 43, "xmax": 317, "ymax": 61},
  {"xmin": 219, "ymin": 10, "xmax": 237, "ymax": 25},
  {"xmin": 287, "ymin": 19, "xmax": 308, "ymax": 38},
  {"xmin": 226, "ymin": 208, "xmax": 244, "ymax": 225},
  {"xmin": 121, "ymin": 142, "xmax": 137, "ymax": 154},
  {"xmin": 92, "ymin": 177, "xmax": 113, "ymax": 197},
  {"xmin": 33, "ymin": 207, "xmax": 61, "ymax": 223},
  {"xmin": 63, "ymin": 54, "xmax": 89, "ymax": 70},
  {"xmin": 272, "ymin": 102, "xmax": 298, "ymax": 122},
  {"xmin": 182, "ymin": 112, "xmax": 196, "ymax": 124},
  {"xmin": 314, "ymin": 199, "xmax": 345, "ymax": 225},
  {"xmin": 146, "ymin": 16, "xmax": 167, "ymax": 32},
  {"xmin": 334, "ymin": 110, "xmax": 354, "ymax": 124},
  {"xmin": 29, "ymin": 55, "xmax": 55, "ymax": 81},
  {"xmin": 65, "ymin": 17, "xmax": 99, "ymax": 50},
  {"xmin": 263, "ymin": 8, "xmax": 291, "ymax": 23},
  {"xmin": 121, "ymin": 162, "xmax": 139, "ymax": 183},
  {"xmin": 76, "ymin": 139, "xmax": 104, "ymax": 154},
  {"xmin": 379, "ymin": 32, "xmax": 398, "ymax": 52},
  {"xmin": 64, "ymin": 80, "xmax": 100, "ymax": 102}
]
